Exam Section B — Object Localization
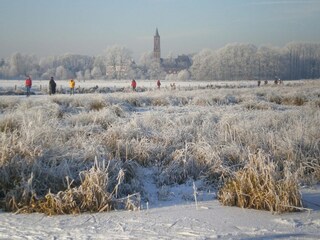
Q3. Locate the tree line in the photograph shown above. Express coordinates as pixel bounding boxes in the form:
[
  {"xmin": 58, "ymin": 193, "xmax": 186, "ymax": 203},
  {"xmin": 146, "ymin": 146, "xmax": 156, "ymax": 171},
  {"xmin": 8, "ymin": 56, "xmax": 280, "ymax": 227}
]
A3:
[
  {"xmin": 0, "ymin": 42, "xmax": 320, "ymax": 81},
  {"xmin": 190, "ymin": 42, "xmax": 320, "ymax": 81}
]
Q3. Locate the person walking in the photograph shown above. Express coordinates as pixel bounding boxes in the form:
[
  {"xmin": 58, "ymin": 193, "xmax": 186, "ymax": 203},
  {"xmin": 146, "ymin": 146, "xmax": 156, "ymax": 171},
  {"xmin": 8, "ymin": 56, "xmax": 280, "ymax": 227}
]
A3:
[
  {"xmin": 131, "ymin": 79, "xmax": 137, "ymax": 91},
  {"xmin": 49, "ymin": 77, "xmax": 57, "ymax": 95},
  {"xmin": 157, "ymin": 79, "xmax": 161, "ymax": 89},
  {"xmin": 25, "ymin": 76, "xmax": 32, "ymax": 97},
  {"xmin": 69, "ymin": 79, "xmax": 75, "ymax": 95}
]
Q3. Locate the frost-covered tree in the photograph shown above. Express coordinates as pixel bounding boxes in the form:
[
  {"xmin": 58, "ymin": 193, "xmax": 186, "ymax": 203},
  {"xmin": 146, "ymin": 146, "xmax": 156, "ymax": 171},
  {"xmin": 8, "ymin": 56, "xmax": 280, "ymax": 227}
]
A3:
[
  {"xmin": 255, "ymin": 46, "xmax": 280, "ymax": 80},
  {"xmin": 76, "ymin": 71, "xmax": 84, "ymax": 81},
  {"xmin": 0, "ymin": 58, "xmax": 4, "ymax": 67},
  {"xmin": 138, "ymin": 52, "xmax": 153, "ymax": 79},
  {"xmin": 105, "ymin": 45, "xmax": 132, "ymax": 79},
  {"xmin": 148, "ymin": 60, "xmax": 165, "ymax": 79},
  {"xmin": 8, "ymin": 52, "xmax": 39, "ymax": 78},
  {"xmin": 55, "ymin": 66, "xmax": 68, "ymax": 80},
  {"xmin": 165, "ymin": 73, "xmax": 177, "ymax": 81},
  {"xmin": 47, "ymin": 54, "xmax": 94, "ymax": 79},
  {"xmin": 0, "ymin": 61, "xmax": 10, "ymax": 79},
  {"xmin": 84, "ymin": 69, "xmax": 91, "ymax": 80},
  {"xmin": 41, "ymin": 68, "xmax": 55, "ymax": 80},
  {"xmin": 283, "ymin": 42, "xmax": 320, "ymax": 80},
  {"xmin": 91, "ymin": 66, "xmax": 102, "ymax": 79},
  {"xmin": 93, "ymin": 56, "xmax": 106, "ymax": 77},
  {"xmin": 138, "ymin": 52, "xmax": 165, "ymax": 79},
  {"xmin": 177, "ymin": 69, "xmax": 190, "ymax": 81},
  {"xmin": 190, "ymin": 49, "xmax": 216, "ymax": 80},
  {"xmin": 39, "ymin": 56, "xmax": 58, "ymax": 71},
  {"xmin": 215, "ymin": 43, "xmax": 258, "ymax": 80}
]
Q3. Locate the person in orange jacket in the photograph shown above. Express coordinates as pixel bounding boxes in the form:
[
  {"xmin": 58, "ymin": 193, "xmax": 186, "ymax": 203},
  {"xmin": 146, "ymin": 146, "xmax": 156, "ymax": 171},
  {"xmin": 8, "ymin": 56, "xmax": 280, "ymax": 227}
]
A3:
[
  {"xmin": 25, "ymin": 76, "xmax": 32, "ymax": 97},
  {"xmin": 69, "ymin": 79, "xmax": 75, "ymax": 95}
]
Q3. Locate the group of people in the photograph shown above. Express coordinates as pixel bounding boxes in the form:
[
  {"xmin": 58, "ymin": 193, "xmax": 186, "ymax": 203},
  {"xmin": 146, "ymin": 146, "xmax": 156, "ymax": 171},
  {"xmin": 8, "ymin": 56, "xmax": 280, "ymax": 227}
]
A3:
[
  {"xmin": 25, "ymin": 76, "xmax": 76, "ymax": 96},
  {"xmin": 257, "ymin": 77, "xmax": 283, "ymax": 87},
  {"xmin": 25, "ymin": 77, "xmax": 163, "ymax": 96},
  {"xmin": 131, "ymin": 79, "xmax": 161, "ymax": 91},
  {"xmin": 49, "ymin": 77, "xmax": 75, "ymax": 95}
]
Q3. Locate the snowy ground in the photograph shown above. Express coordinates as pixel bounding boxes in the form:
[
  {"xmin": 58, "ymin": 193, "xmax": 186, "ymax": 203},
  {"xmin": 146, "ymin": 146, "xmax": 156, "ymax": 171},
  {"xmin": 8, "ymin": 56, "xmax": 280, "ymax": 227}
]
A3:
[
  {"xmin": 0, "ymin": 80, "xmax": 319, "ymax": 239},
  {"xmin": 0, "ymin": 168, "xmax": 319, "ymax": 240}
]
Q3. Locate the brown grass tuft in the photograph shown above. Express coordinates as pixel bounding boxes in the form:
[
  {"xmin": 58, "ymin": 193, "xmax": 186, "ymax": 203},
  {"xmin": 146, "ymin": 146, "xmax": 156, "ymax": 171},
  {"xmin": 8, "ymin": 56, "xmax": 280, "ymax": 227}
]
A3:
[
  {"xmin": 5, "ymin": 159, "xmax": 140, "ymax": 215},
  {"xmin": 0, "ymin": 115, "xmax": 20, "ymax": 133},
  {"xmin": 312, "ymin": 99, "xmax": 320, "ymax": 108},
  {"xmin": 151, "ymin": 97, "xmax": 169, "ymax": 106},
  {"xmin": 243, "ymin": 102, "xmax": 270, "ymax": 110},
  {"xmin": 269, "ymin": 95, "xmax": 282, "ymax": 104},
  {"xmin": 218, "ymin": 150, "xmax": 302, "ymax": 213},
  {"xmin": 282, "ymin": 95, "xmax": 308, "ymax": 106},
  {"xmin": 88, "ymin": 99, "xmax": 107, "ymax": 111}
]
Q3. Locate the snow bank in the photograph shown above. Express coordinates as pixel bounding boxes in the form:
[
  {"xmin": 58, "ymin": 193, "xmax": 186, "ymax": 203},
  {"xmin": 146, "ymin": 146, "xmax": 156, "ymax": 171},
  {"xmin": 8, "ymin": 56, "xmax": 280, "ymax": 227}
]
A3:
[{"xmin": 0, "ymin": 185, "xmax": 319, "ymax": 239}]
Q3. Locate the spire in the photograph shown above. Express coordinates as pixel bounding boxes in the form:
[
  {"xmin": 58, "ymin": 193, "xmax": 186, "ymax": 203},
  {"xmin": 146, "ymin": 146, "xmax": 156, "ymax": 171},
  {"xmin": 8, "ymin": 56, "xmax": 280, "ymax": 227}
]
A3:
[{"xmin": 154, "ymin": 28, "xmax": 161, "ymax": 60}]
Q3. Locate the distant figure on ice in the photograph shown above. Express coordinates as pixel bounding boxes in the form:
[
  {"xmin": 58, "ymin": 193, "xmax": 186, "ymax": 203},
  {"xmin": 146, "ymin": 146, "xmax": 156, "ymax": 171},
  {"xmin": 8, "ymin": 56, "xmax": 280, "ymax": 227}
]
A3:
[
  {"xmin": 257, "ymin": 80, "xmax": 261, "ymax": 87},
  {"xmin": 69, "ymin": 79, "xmax": 75, "ymax": 95},
  {"xmin": 49, "ymin": 77, "xmax": 57, "ymax": 95},
  {"xmin": 131, "ymin": 79, "xmax": 137, "ymax": 91},
  {"xmin": 157, "ymin": 79, "xmax": 161, "ymax": 89},
  {"xmin": 25, "ymin": 76, "xmax": 32, "ymax": 97}
]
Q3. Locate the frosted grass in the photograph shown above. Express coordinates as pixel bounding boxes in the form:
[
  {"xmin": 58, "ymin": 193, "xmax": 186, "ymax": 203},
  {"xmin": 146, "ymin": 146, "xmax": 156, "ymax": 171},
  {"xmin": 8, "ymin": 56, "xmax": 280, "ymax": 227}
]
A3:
[{"xmin": 0, "ymin": 80, "xmax": 319, "ymax": 213}]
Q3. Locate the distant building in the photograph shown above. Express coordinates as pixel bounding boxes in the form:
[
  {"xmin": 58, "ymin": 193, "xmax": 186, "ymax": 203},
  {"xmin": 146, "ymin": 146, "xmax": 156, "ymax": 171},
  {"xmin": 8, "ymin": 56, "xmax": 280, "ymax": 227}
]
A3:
[
  {"xmin": 161, "ymin": 55, "xmax": 192, "ymax": 74},
  {"xmin": 153, "ymin": 28, "xmax": 192, "ymax": 74},
  {"xmin": 154, "ymin": 28, "xmax": 161, "ymax": 61}
]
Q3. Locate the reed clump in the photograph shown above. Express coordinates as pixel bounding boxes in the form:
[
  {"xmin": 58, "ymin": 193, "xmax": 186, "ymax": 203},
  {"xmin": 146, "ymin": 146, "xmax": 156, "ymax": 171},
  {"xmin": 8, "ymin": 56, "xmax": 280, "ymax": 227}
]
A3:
[
  {"xmin": 300, "ymin": 159, "xmax": 320, "ymax": 185},
  {"xmin": 282, "ymin": 95, "xmax": 308, "ymax": 106},
  {"xmin": 88, "ymin": 99, "xmax": 107, "ymax": 111},
  {"xmin": 218, "ymin": 150, "xmax": 302, "ymax": 213},
  {"xmin": 4, "ymin": 159, "xmax": 140, "ymax": 215},
  {"xmin": 268, "ymin": 95, "xmax": 282, "ymax": 104}
]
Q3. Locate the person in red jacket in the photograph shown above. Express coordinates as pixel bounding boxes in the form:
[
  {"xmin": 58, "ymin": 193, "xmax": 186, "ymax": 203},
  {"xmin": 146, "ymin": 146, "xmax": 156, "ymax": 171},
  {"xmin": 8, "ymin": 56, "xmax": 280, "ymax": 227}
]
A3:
[
  {"xmin": 131, "ymin": 79, "xmax": 137, "ymax": 91},
  {"xmin": 25, "ymin": 76, "xmax": 32, "ymax": 97},
  {"xmin": 157, "ymin": 79, "xmax": 161, "ymax": 89}
]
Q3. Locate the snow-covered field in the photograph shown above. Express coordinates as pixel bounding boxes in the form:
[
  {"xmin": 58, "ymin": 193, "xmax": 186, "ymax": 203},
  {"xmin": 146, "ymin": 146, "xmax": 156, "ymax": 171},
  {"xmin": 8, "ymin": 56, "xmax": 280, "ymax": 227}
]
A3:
[
  {"xmin": 0, "ymin": 79, "xmax": 319, "ymax": 239},
  {"xmin": 0, "ymin": 185, "xmax": 319, "ymax": 239}
]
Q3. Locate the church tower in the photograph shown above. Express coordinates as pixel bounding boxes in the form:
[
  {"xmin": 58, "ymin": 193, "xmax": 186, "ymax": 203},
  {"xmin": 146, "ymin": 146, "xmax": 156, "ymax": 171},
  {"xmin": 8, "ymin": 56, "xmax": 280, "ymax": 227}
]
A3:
[{"xmin": 153, "ymin": 28, "xmax": 161, "ymax": 61}]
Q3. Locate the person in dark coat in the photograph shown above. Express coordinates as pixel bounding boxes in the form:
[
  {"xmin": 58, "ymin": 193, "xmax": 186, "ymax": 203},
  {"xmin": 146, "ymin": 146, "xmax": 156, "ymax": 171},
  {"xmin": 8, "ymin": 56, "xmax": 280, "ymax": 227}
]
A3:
[{"xmin": 49, "ymin": 77, "xmax": 57, "ymax": 95}]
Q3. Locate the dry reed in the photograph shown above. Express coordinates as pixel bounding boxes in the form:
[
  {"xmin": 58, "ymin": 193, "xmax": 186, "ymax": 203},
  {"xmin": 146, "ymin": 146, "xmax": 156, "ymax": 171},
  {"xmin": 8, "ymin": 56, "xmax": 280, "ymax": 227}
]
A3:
[
  {"xmin": 218, "ymin": 150, "xmax": 302, "ymax": 213},
  {"xmin": 5, "ymin": 159, "xmax": 140, "ymax": 215}
]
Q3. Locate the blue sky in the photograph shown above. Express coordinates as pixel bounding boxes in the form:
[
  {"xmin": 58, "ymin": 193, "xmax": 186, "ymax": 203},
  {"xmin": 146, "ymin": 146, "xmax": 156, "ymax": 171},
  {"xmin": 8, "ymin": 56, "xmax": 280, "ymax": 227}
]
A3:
[{"xmin": 1, "ymin": 0, "xmax": 320, "ymax": 60}]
